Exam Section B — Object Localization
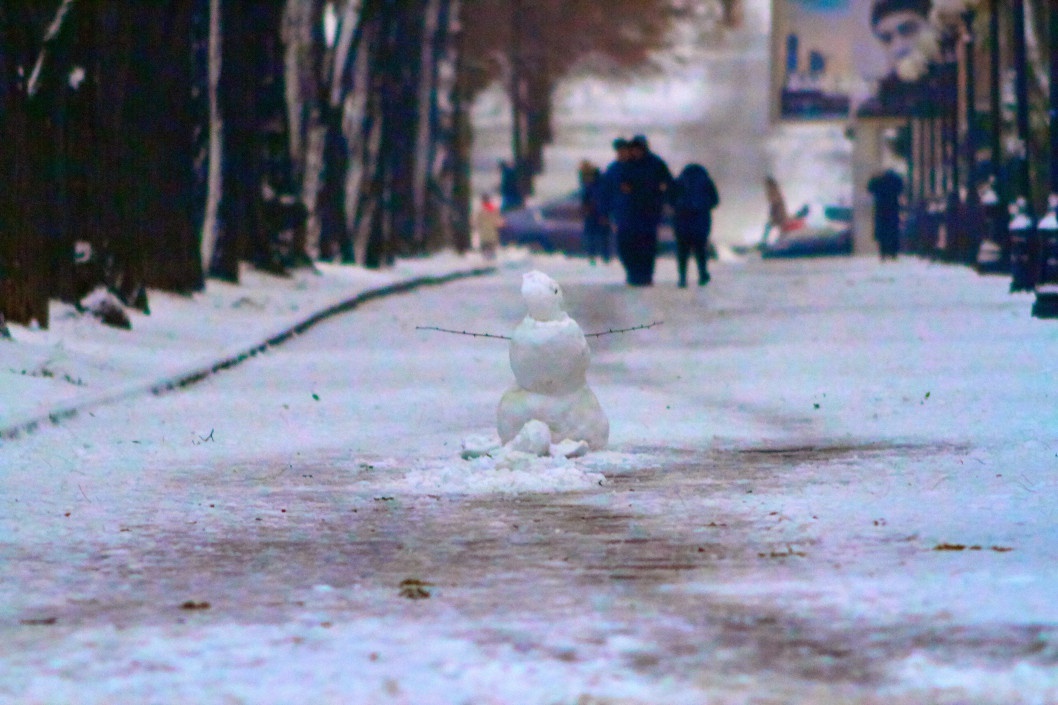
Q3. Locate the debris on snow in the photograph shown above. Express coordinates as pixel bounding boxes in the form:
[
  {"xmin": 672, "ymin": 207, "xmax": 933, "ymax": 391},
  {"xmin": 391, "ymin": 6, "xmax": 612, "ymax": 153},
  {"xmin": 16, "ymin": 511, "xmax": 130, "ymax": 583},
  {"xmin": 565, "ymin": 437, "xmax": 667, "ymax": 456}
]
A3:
[
  {"xmin": 399, "ymin": 579, "xmax": 432, "ymax": 600},
  {"xmin": 81, "ymin": 288, "xmax": 132, "ymax": 330},
  {"xmin": 179, "ymin": 601, "xmax": 211, "ymax": 610}
]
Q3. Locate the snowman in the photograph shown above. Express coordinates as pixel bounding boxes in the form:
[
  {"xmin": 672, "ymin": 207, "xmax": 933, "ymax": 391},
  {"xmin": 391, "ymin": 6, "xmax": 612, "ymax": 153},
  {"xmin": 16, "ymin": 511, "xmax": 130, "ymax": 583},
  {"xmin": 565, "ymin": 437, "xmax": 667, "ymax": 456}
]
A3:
[{"xmin": 495, "ymin": 270, "xmax": 609, "ymax": 454}]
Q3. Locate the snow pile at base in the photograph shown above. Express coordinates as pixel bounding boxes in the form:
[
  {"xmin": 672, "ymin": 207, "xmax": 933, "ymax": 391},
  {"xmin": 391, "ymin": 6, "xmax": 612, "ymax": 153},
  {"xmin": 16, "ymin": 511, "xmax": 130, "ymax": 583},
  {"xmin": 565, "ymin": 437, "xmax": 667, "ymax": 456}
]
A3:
[
  {"xmin": 369, "ymin": 455, "xmax": 604, "ymax": 495},
  {"xmin": 358, "ymin": 448, "xmax": 647, "ymax": 496}
]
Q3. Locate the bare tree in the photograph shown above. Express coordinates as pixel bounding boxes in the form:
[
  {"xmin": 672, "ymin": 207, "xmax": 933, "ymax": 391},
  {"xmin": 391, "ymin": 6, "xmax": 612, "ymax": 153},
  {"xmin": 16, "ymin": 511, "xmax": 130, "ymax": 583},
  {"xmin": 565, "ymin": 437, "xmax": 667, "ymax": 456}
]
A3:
[
  {"xmin": 210, "ymin": 0, "xmax": 298, "ymax": 282},
  {"xmin": 0, "ymin": 1, "xmax": 54, "ymax": 327},
  {"xmin": 461, "ymin": 0, "xmax": 739, "ymax": 197}
]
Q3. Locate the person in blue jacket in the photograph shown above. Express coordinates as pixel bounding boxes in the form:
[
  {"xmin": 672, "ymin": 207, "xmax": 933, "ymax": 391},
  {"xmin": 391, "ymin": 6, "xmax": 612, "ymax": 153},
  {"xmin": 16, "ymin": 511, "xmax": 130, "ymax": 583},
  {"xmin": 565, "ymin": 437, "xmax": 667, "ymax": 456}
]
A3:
[
  {"xmin": 868, "ymin": 168, "xmax": 903, "ymax": 259},
  {"xmin": 578, "ymin": 161, "xmax": 611, "ymax": 264},
  {"xmin": 498, "ymin": 160, "xmax": 524, "ymax": 212},
  {"xmin": 673, "ymin": 163, "xmax": 720, "ymax": 287},
  {"xmin": 605, "ymin": 134, "xmax": 674, "ymax": 286},
  {"xmin": 599, "ymin": 137, "xmax": 630, "ymax": 210}
]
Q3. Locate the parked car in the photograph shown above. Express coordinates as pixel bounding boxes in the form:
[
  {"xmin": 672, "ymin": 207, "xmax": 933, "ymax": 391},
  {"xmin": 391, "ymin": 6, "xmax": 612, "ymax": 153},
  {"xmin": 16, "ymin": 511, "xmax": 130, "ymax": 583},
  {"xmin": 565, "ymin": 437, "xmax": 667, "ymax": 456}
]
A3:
[
  {"xmin": 498, "ymin": 191, "xmax": 676, "ymax": 256},
  {"xmin": 759, "ymin": 202, "xmax": 853, "ymax": 258}
]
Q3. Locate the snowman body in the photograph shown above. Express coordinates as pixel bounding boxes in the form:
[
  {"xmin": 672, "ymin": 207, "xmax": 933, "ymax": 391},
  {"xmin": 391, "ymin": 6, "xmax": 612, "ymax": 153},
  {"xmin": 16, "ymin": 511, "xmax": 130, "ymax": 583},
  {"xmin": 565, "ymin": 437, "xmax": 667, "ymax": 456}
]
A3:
[{"xmin": 497, "ymin": 271, "xmax": 609, "ymax": 451}]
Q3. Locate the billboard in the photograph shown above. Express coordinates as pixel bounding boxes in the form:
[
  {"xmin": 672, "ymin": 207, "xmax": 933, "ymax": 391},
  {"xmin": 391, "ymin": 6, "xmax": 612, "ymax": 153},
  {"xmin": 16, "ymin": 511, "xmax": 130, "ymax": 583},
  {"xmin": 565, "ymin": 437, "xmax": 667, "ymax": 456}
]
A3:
[{"xmin": 772, "ymin": 0, "xmax": 934, "ymax": 121}]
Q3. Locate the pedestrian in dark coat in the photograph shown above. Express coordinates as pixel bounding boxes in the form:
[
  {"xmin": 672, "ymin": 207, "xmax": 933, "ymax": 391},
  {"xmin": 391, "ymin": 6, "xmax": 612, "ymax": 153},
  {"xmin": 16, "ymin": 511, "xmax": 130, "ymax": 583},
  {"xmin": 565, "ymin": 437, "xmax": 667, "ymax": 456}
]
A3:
[
  {"xmin": 599, "ymin": 137, "xmax": 631, "ymax": 217},
  {"xmin": 868, "ymin": 169, "xmax": 904, "ymax": 259},
  {"xmin": 498, "ymin": 160, "xmax": 524, "ymax": 212},
  {"xmin": 673, "ymin": 163, "xmax": 720, "ymax": 287},
  {"xmin": 578, "ymin": 162, "xmax": 611, "ymax": 264},
  {"xmin": 606, "ymin": 134, "xmax": 674, "ymax": 286}
]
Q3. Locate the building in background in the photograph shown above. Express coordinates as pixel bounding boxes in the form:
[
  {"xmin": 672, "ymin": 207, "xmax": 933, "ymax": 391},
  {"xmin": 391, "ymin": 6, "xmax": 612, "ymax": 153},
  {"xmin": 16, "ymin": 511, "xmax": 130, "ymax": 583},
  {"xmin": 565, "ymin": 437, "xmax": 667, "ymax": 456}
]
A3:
[{"xmin": 770, "ymin": 0, "xmax": 917, "ymax": 255}]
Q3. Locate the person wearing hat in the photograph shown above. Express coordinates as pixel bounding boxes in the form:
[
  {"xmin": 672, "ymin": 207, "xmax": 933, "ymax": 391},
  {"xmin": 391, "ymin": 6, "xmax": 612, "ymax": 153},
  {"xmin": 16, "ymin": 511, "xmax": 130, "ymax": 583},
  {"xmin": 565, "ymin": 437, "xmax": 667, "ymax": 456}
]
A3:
[
  {"xmin": 672, "ymin": 163, "xmax": 720, "ymax": 287},
  {"xmin": 601, "ymin": 137, "xmax": 631, "ymax": 189},
  {"xmin": 578, "ymin": 161, "xmax": 611, "ymax": 265},
  {"xmin": 868, "ymin": 168, "xmax": 904, "ymax": 260},
  {"xmin": 858, "ymin": 0, "xmax": 932, "ymax": 116},
  {"xmin": 597, "ymin": 138, "xmax": 630, "ymax": 265},
  {"xmin": 604, "ymin": 134, "xmax": 674, "ymax": 286}
]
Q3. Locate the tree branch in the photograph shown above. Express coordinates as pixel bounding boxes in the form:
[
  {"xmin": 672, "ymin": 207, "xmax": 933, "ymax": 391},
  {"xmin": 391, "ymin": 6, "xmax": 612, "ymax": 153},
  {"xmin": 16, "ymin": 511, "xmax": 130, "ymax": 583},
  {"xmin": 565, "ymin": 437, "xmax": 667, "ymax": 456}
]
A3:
[{"xmin": 26, "ymin": 0, "xmax": 75, "ymax": 98}]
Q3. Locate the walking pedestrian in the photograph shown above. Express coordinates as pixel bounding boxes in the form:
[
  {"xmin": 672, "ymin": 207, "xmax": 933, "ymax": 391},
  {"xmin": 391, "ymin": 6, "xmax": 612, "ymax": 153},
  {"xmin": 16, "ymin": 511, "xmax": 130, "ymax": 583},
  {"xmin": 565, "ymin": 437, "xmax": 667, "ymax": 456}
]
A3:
[
  {"xmin": 763, "ymin": 175, "xmax": 789, "ymax": 245},
  {"xmin": 868, "ymin": 168, "xmax": 904, "ymax": 259},
  {"xmin": 604, "ymin": 134, "xmax": 674, "ymax": 286},
  {"xmin": 474, "ymin": 193, "xmax": 504, "ymax": 260},
  {"xmin": 600, "ymin": 137, "xmax": 631, "ymax": 207},
  {"xmin": 579, "ymin": 161, "xmax": 610, "ymax": 264},
  {"xmin": 498, "ymin": 160, "xmax": 524, "ymax": 212},
  {"xmin": 673, "ymin": 163, "xmax": 720, "ymax": 287},
  {"xmin": 600, "ymin": 137, "xmax": 630, "ymax": 269}
]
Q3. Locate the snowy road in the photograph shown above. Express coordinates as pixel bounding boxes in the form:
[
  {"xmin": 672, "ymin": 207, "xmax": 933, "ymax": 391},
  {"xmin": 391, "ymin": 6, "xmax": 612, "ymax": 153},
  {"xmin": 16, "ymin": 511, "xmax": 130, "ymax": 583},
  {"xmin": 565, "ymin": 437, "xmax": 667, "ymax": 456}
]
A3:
[{"xmin": 3, "ymin": 254, "xmax": 1058, "ymax": 703}]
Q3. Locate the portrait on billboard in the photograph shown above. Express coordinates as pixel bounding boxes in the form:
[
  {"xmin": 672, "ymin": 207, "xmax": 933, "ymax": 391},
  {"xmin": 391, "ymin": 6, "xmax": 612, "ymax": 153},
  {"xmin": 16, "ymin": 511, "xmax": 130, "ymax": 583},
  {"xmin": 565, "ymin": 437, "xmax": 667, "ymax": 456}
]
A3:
[
  {"xmin": 772, "ymin": 0, "xmax": 934, "ymax": 121},
  {"xmin": 852, "ymin": 0, "xmax": 933, "ymax": 117}
]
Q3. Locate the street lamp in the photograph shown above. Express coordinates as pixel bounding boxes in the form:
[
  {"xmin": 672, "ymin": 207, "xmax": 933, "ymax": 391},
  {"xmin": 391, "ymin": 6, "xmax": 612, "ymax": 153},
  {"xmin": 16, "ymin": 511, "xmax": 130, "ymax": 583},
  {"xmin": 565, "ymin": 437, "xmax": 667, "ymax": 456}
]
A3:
[
  {"xmin": 1032, "ymin": 196, "xmax": 1058, "ymax": 316},
  {"xmin": 893, "ymin": 24, "xmax": 940, "ymax": 256},
  {"xmin": 1031, "ymin": 1, "xmax": 1058, "ymax": 317},
  {"xmin": 976, "ymin": 0, "xmax": 1009, "ymax": 274},
  {"xmin": 1008, "ymin": 0, "xmax": 1036, "ymax": 293},
  {"xmin": 960, "ymin": 2, "xmax": 985, "ymax": 265},
  {"xmin": 932, "ymin": 0, "xmax": 985, "ymax": 264}
]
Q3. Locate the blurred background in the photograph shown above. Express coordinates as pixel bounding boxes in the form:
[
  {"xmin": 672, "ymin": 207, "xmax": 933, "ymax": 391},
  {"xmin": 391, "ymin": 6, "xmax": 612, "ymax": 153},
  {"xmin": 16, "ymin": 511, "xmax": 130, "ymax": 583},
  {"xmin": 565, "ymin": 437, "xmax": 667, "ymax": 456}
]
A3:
[
  {"xmin": 3, "ymin": 0, "xmax": 1056, "ymax": 328},
  {"xmin": 470, "ymin": 0, "xmax": 849, "ymax": 250}
]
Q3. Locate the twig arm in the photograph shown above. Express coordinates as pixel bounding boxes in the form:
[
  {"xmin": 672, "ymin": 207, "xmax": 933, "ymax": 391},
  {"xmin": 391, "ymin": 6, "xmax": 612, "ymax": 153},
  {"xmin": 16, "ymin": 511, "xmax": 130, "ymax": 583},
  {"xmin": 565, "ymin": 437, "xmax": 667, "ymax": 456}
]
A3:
[
  {"xmin": 415, "ymin": 320, "xmax": 663, "ymax": 340},
  {"xmin": 415, "ymin": 326, "xmax": 511, "ymax": 340},
  {"xmin": 585, "ymin": 321, "xmax": 663, "ymax": 338}
]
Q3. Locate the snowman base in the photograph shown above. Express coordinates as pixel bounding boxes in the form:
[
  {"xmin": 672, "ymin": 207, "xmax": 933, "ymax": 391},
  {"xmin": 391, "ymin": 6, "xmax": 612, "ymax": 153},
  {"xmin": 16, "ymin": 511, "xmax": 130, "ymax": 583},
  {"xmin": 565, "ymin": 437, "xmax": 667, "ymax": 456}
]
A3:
[
  {"xmin": 461, "ymin": 419, "xmax": 591, "ymax": 463},
  {"xmin": 497, "ymin": 384, "xmax": 609, "ymax": 452}
]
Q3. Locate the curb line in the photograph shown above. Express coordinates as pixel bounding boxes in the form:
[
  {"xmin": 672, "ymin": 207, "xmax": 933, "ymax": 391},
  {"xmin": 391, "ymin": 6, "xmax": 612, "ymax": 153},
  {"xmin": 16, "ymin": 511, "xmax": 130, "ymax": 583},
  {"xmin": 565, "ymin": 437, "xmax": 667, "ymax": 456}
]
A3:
[{"xmin": 1, "ymin": 266, "xmax": 497, "ymax": 442}]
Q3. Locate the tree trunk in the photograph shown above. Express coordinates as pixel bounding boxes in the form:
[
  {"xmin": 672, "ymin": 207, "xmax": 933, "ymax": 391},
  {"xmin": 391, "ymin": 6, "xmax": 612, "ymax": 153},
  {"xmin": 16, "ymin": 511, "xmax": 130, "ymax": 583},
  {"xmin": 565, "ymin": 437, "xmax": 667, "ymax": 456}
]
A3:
[
  {"xmin": 212, "ymin": 0, "xmax": 292, "ymax": 281},
  {"xmin": 425, "ymin": 0, "xmax": 466, "ymax": 253},
  {"xmin": 200, "ymin": 0, "xmax": 222, "ymax": 269},
  {"xmin": 282, "ymin": 0, "xmax": 329, "ymax": 263},
  {"xmin": 314, "ymin": 0, "xmax": 364, "ymax": 262},
  {"xmin": 78, "ymin": 0, "xmax": 204, "ymax": 307},
  {"xmin": 450, "ymin": 0, "xmax": 473, "ymax": 254},
  {"xmin": 0, "ymin": 2, "xmax": 51, "ymax": 327}
]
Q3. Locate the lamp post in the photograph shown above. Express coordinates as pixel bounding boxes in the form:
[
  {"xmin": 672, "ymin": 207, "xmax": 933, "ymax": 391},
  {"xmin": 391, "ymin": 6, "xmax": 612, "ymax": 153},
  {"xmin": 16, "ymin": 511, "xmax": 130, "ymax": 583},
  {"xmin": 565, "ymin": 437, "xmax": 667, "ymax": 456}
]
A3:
[
  {"xmin": 1031, "ymin": 0, "xmax": 1058, "ymax": 317},
  {"xmin": 960, "ymin": 4, "xmax": 984, "ymax": 266},
  {"xmin": 976, "ymin": 0, "xmax": 1009, "ymax": 273},
  {"xmin": 1008, "ymin": 0, "xmax": 1036, "ymax": 292},
  {"xmin": 933, "ymin": 0, "xmax": 987, "ymax": 264},
  {"xmin": 941, "ymin": 30, "xmax": 961, "ymax": 262}
]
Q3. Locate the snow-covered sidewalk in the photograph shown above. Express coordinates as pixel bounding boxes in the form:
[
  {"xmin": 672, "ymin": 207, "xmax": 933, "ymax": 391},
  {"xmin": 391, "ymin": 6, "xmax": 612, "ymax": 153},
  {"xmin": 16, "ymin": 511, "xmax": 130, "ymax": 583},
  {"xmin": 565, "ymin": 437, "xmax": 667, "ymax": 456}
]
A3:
[
  {"xmin": 0, "ymin": 253, "xmax": 499, "ymax": 440},
  {"xmin": 3, "ymin": 250, "xmax": 1058, "ymax": 704}
]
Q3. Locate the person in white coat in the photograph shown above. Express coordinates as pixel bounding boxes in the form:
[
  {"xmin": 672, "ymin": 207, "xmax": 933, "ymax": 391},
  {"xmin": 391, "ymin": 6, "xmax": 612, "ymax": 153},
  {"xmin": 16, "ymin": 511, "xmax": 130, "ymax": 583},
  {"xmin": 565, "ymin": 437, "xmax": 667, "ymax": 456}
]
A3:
[{"xmin": 474, "ymin": 193, "xmax": 504, "ymax": 260}]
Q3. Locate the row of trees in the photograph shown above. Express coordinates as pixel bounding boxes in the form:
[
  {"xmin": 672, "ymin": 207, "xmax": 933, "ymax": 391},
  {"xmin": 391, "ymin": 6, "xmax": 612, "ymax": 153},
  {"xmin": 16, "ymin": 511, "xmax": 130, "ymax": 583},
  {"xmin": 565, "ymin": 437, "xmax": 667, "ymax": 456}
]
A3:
[{"xmin": 1, "ymin": 0, "xmax": 740, "ymax": 329}]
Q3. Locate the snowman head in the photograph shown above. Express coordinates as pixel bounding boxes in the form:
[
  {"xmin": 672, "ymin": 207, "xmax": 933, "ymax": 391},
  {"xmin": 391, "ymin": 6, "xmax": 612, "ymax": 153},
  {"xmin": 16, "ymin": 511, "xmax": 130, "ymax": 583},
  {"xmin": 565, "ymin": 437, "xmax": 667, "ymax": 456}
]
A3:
[{"xmin": 521, "ymin": 270, "xmax": 565, "ymax": 321}]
